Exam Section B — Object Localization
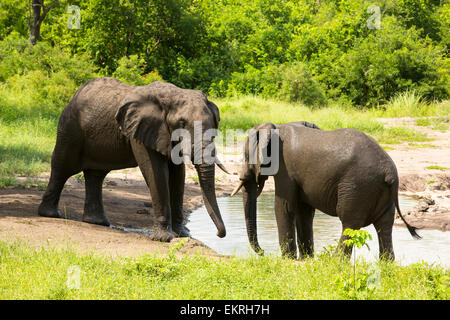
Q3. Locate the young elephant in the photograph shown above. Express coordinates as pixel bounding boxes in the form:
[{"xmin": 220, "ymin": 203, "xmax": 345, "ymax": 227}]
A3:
[{"xmin": 232, "ymin": 121, "xmax": 420, "ymax": 260}]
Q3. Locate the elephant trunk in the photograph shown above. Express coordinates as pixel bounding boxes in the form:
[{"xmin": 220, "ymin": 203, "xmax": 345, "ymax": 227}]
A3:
[
  {"xmin": 243, "ymin": 181, "xmax": 264, "ymax": 255},
  {"xmin": 195, "ymin": 163, "xmax": 226, "ymax": 238}
]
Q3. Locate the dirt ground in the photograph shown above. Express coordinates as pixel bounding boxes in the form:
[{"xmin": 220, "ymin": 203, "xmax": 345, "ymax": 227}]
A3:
[{"xmin": 0, "ymin": 117, "xmax": 448, "ymax": 257}]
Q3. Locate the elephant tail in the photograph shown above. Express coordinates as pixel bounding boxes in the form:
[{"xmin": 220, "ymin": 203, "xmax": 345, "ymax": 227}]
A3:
[{"xmin": 388, "ymin": 177, "xmax": 421, "ymax": 240}]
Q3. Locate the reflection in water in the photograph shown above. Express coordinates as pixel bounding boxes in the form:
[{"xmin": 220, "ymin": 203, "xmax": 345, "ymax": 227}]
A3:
[{"xmin": 187, "ymin": 194, "xmax": 450, "ymax": 267}]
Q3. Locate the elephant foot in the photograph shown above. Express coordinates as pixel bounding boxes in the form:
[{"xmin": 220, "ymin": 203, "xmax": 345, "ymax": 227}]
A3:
[
  {"xmin": 82, "ymin": 211, "xmax": 111, "ymax": 227},
  {"xmin": 149, "ymin": 227, "xmax": 175, "ymax": 242},
  {"xmin": 173, "ymin": 224, "xmax": 191, "ymax": 238},
  {"xmin": 38, "ymin": 203, "xmax": 62, "ymax": 218}
]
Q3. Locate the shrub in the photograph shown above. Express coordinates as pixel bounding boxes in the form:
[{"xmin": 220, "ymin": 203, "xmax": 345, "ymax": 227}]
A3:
[
  {"xmin": 220, "ymin": 63, "xmax": 327, "ymax": 107},
  {"xmin": 277, "ymin": 63, "xmax": 328, "ymax": 107},
  {"xmin": 111, "ymin": 55, "xmax": 163, "ymax": 86},
  {"xmin": 327, "ymin": 20, "xmax": 449, "ymax": 107},
  {"xmin": 0, "ymin": 33, "xmax": 97, "ymax": 115}
]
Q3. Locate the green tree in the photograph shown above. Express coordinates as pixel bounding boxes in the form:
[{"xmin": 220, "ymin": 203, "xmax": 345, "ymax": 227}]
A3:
[{"xmin": 28, "ymin": 0, "xmax": 61, "ymax": 45}]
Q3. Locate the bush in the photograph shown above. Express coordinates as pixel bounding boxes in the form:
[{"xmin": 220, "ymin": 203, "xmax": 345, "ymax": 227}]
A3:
[
  {"xmin": 326, "ymin": 20, "xmax": 449, "ymax": 107},
  {"xmin": 0, "ymin": 1, "xmax": 448, "ymax": 108},
  {"xmin": 111, "ymin": 55, "xmax": 163, "ymax": 86},
  {"xmin": 216, "ymin": 63, "xmax": 327, "ymax": 107},
  {"xmin": 206, "ymin": 0, "xmax": 448, "ymax": 107},
  {"xmin": 277, "ymin": 63, "xmax": 327, "ymax": 107},
  {"xmin": 0, "ymin": 33, "xmax": 97, "ymax": 115}
]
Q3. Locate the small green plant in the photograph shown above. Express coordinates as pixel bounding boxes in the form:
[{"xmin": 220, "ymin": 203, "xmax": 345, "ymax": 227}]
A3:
[
  {"xmin": 343, "ymin": 228, "xmax": 373, "ymax": 298},
  {"xmin": 343, "ymin": 229, "xmax": 372, "ymax": 250},
  {"xmin": 167, "ymin": 238, "xmax": 188, "ymax": 260}
]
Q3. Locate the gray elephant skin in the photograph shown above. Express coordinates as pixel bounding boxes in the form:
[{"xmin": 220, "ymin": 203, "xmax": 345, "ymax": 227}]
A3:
[
  {"xmin": 38, "ymin": 77, "xmax": 226, "ymax": 242},
  {"xmin": 233, "ymin": 121, "xmax": 420, "ymax": 260}
]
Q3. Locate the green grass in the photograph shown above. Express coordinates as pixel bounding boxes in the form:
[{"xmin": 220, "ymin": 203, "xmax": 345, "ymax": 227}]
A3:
[
  {"xmin": 0, "ymin": 84, "xmax": 59, "ymax": 178},
  {"xmin": 0, "ymin": 116, "xmax": 57, "ymax": 177},
  {"xmin": 426, "ymin": 165, "xmax": 449, "ymax": 171},
  {"xmin": 0, "ymin": 176, "xmax": 48, "ymax": 190},
  {"xmin": 217, "ymin": 96, "xmax": 439, "ymax": 145},
  {"xmin": 217, "ymin": 93, "xmax": 450, "ymax": 130},
  {"xmin": 0, "ymin": 240, "xmax": 447, "ymax": 300},
  {"xmin": 416, "ymin": 117, "xmax": 449, "ymax": 132},
  {"xmin": 372, "ymin": 92, "xmax": 450, "ymax": 118}
]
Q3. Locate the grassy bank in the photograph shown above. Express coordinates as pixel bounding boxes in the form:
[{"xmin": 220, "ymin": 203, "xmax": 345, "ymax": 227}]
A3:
[
  {"xmin": 218, "ymin": 94, "xmax": 449, "ymax": 136},
  {"xmin": 0, "ymin": 240, "xmax": 447, "ymax": 300}
]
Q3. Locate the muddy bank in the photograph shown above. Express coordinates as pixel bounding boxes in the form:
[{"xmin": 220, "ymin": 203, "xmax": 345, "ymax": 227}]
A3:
[
  {"xmin": 395, "ymin": 173, "xmax": 450, "ymax": 232},
  {"xmin": 0, "ymin": 168, "xmax": 226, "ymax": 258},
  {"xmin": 0, "ymin": 166, "xmax": 448, "ymax": 260}
]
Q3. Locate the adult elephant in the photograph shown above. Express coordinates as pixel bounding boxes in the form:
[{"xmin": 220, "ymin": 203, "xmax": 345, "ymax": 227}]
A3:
[
  {"xmin": 231, "ymin": 121, "xmax": 420, "ymax": 260},
  {"xmin": 38, "ymin": 77, "xmax": 227, "ymax": 242}
]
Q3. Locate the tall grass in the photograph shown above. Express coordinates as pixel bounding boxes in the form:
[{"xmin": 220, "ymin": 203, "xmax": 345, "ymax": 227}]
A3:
[
  {"xmin": 216, "ymin": 93, "xmax": 442, "ymax": 144},
  {"xmin": 0, "ymin": 79, "xmax": 59, "ymax": 178},
  {"xmin": 0, "ymin": 106, "xmax": 57, "ymax": 177},
  {"xmin": 0, "ymin": 240, "xmax": 447, "ymax": 300},
  {"xmin": 0, "ymin": 117, "xmax": 56, "ymax": 175},
  {"xmin": 373, "ymin": 91, "xmax": 428, "ymax": 118}
]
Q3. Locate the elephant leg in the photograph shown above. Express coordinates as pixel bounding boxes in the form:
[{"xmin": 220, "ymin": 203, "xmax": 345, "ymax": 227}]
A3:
[
  {"xmin": 38, "ymin": 140, "xmax": 82, "ymax": 218},
  {"xmin": 169, "ymin": 162, "xmax": 190, "ymax": 237},
  {"xmin": 296, "ymin": 202, "xmax": 315, "ymax": 259},
  {"xmin": 373, "ymin": 205, "xmax": 395, "ymax": 261},
  {"xmin": 82, "ymin": 169, "xmax": 110, "ymax": 226},
  {"xmin": 131, "ymin": 140, "xmax": 174, "ymax": 242},
  {"xmin": 38, "ymin": 170, "xmax": 72, "ymax": 218},
  {"xmin": 274, "ymin": 194, "xmax": 297, "ymax": 259},
  {"xmin": 335, "ymin": 187, "xmax": 367, "ymax": 258}
]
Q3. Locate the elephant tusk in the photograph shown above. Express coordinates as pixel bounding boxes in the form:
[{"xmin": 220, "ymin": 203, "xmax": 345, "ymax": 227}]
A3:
[
  {"xmin": 230, "ymin": 181, "xmax": 244, "ymax": 197},
  {"xmin": 215, "ymin": 157, "xmax": 230, "ymax": 174}
]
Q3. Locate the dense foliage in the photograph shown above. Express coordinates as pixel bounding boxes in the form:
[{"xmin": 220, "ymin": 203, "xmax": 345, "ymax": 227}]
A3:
[{"xmin": 0, "ymin": 0, "xmax": 448, "ymax": 107}]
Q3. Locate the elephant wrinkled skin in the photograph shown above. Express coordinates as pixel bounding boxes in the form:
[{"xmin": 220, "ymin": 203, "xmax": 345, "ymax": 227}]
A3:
[
  {"xmin": 234, "ymin": 121, "xmax": 420, "ymax": 260},
  {"xmin": 38, "ymin": 77, "xmax": 226, "ymax": 242}
]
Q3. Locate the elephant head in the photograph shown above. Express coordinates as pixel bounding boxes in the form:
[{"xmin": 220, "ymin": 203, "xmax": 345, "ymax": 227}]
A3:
[
  {"xmin": 231, "ymin": 122, "xmax": 279, "ymax": 254},
  {"xmin": 115, "ymin": 81, "xmax": 227, "ymax": 238}
]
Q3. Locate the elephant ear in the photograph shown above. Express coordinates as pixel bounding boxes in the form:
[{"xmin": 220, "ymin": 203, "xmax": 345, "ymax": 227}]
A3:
[
  {"xmin": 248, "ymin": 122, "xmax": 277, "ymax": 181},
  {"xmin": 206, "ymin": 100, "xmax": 220, "ymax": 129},
  {"xmin": 115, "ymin": 100, "xmax": 171, "ymax": 156}
]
